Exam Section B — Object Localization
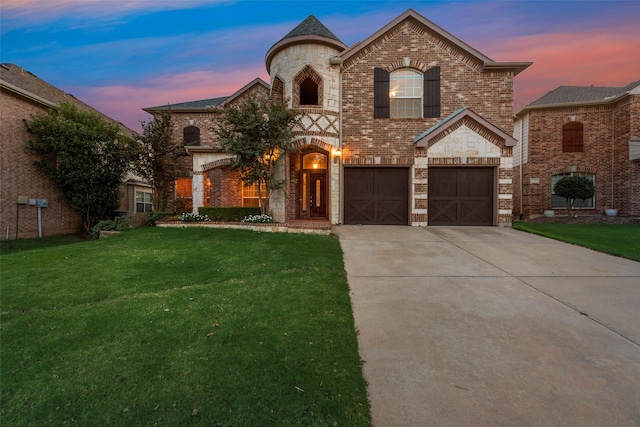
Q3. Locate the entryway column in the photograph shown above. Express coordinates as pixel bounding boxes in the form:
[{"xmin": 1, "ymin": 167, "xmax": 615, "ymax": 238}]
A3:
[{"xmin": 192, "ymin": 171, "xmax": 203, "ymax": 213}]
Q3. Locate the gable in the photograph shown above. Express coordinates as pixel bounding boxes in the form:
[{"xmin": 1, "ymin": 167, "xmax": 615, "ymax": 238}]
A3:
[
  {"xmin": 427, "ymin": 125, "xmax": 502, "ymax": 158},
  {"xmin": 414, "ymin": 107, "xmax": 516, "ymax": 149},
  {"xmin": 340, "ymin": 9, "xmax": 530, "ymax": 75}
]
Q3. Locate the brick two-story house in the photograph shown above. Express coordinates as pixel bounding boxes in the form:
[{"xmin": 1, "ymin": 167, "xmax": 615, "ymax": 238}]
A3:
[
  {"xmin": 513, "ymin": 81, "xmax": 640, "ymax": 218},
  {"xmin": 145, "ymin": 9, "xmax": 531, "ymax": 226},
  {"xmin": 1, "ymin": 63, "xmax": 146, "ymax": 239}
]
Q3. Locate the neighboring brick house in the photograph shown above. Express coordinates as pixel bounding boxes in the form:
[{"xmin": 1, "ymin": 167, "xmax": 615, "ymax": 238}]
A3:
[
  {"xmin": 145, "ymin": 9, "xmax": 531, "ymax": 226},
  {"xmin": 513, "ymin": 81, "xmax": 640, "ymax": 218},
  {"xmin": 1, "ymin": 63, "xmax": 146, "ymax": 239}
]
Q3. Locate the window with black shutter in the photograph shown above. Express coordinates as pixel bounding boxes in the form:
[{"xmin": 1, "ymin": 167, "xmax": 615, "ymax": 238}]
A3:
[{"xmin": 562, "ymin": 121, "xmax": 583, "ymax": 152}]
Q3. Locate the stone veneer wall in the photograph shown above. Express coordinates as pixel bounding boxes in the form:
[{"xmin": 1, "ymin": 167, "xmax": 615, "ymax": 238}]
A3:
[{"xmin": 269, "ymin": 42, "xmax": 342, "ymax": 223}]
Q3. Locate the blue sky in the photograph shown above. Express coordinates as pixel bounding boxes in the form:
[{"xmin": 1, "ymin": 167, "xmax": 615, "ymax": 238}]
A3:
[{"xmin": 2, "ymin": 0, "xmax": 639, "ymax": 131}]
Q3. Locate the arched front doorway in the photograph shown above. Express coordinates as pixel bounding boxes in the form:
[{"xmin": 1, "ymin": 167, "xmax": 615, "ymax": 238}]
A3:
[{"xmin": 300, "ymin": 152, "xmax": 328, "ymax": 219}]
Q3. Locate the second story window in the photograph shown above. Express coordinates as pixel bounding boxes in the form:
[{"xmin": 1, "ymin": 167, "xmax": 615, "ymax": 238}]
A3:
[
  {"xmin": 184, "ymin": 125, "xmax": 200, "ymax": 145},
  {"xmin": 389, "ymin": 69, "xmax": 423, "ymax": 118},
  {"xmin": 374, "ymin": 66, "xmax": 440, "ymax": 119},
  {"xmin": 300, "ymin": 77, "xmax": 319, "ymax": 106}
]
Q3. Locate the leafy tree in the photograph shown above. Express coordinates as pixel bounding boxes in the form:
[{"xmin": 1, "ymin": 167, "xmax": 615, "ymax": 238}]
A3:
[
  {"xmin": 216, "ymin": 96, "xmax": 300, "ymax": 215},
  {"xmin": 553, "ymin": 175, "xmax": 595, "ymax": 216},
  {"xmin": 26, "ymin": 102, "xmax": 134, "ymax": 235},
  {"xmin": 133, "ymin": 110, "xmax": 184, "ymax": 212}
]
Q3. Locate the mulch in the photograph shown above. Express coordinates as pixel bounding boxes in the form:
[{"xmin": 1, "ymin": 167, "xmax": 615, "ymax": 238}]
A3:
[{"xmin": 523, "ymin": 214, "xmax": 640, "ymax": 225}]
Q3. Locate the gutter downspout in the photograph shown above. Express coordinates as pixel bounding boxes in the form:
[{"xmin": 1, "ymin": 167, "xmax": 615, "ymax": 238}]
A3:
[
  {"xmin": 519, "ymin": 115, "xmax": 524, "ymax": 219},
  {"xmin": 338, "ymin": 62, "xmax": 343, "ymax": 225}
]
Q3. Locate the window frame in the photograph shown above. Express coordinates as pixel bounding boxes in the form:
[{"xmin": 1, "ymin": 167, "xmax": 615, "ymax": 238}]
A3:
[
  {"xmin": 183, "ymin": 125, "xmax": 201, "ymax": 145},
  {"xmin": 242, "ymin": 182, "xmax": 267, "ymax": 207},
  {"xmin": 551, "ymin": 172, "xmax": 595, "ymax": 209},
  {"xmin": 135, "ymin": 191, "xmax": 153, "ymax": 213},
  {"xmin": 175, "ymin": 177, "xmax": 193, "ymax": 199},
  {"xmin": 389, "ymin": 69, "xmax": 423, "ymax": 119}
]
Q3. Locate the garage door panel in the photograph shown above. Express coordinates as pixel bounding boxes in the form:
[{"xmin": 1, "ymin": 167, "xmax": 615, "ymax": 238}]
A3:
[
  {"xmin": 429, "ymin": 168, "xmax": 493, "ymax": 226},
  {"xmin": 345, "ymin": 168, "xmax": 408, "ymax": 225}
]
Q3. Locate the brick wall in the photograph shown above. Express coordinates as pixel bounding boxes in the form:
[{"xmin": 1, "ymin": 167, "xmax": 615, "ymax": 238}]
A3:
[
  {"xmin": 517, "ymin": 94, "xmax": 639, "ymax": 217},
  {"xmin": 341, "ymin": 18, "xmax": 516, "ymax": 225},
  {"xmin": 1, "ymin": 91, "xmax": 81, "ymax": 238}
]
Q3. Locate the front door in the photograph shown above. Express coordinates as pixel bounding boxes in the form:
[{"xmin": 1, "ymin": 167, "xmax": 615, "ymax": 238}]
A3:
[
  {"xmin": 300, "ymin": 152, "xmax": 328, "ymax": 219},
  {"xmin": 308, "ymin": 173, "xmax": 327, "ymax": 218}
]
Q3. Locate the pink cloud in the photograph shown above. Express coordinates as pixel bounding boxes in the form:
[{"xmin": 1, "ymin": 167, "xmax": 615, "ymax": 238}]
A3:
[
  {"xmin": 480, "ymin": 23, "xmax": 640, "ymax": 110},
  {"xmin": 74, "ymin": 67, "xmax": 269, "ymax": 132}
]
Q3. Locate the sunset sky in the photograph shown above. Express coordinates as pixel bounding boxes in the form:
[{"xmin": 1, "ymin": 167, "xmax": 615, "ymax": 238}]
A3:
[{"xmin": 2, "ymin": 0, "xmax": 639, "ymax": 131}]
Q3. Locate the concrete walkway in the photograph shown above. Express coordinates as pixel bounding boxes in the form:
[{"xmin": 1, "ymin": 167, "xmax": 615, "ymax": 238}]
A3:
[{"xmin": 334, "ymin": 226, "xmax": 640, "ymax": 427}]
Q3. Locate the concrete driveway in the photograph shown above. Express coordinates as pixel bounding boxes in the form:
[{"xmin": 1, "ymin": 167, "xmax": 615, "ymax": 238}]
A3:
[{"xmin": 334, "ymin": 226, "xmax": 640, "ymax": 427}]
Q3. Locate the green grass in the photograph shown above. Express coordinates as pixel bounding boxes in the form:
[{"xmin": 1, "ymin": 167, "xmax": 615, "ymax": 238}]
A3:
[
  {"xmin": 513, "ymin": 222, "xmax": 640, "ymax": 261},
  {"xmin": 0, "ymin": 227, "xmax": 370, "ymax": 426}
]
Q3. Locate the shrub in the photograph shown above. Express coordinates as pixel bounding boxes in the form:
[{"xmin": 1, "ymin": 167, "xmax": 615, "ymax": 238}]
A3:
[
  {"xmin": 553, "ymin": 176, "xmax": 595, "ymax": 215},
  {"xmin": 178, "ymin": 212, "xmax": 210, "ymax": 222},
  {"xmin": 91, "ymin": 216, "xmax": 130, "ymax": 240},
  {"xmin": 128, "ymin": 213, "xmax": 150, "ymax": 229},
  {"xmin": 198, "ymin": 207, "xmax": 261, "ymax": 222},
  {"xmin": 241, "ymin": 214, "xmax": 274, "ymax": 223},
  {"xmin": 146, "ymin": 211, "xmax": 175, "ymax": 225}
]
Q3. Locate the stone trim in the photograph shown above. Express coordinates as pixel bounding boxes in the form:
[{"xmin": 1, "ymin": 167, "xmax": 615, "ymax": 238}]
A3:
[
  {"xmin": 201, "ymin": 157, "xmax": 234, "ymax": 172},
  {"xmin": 428, "ymin": 157, "xmax": 501, "ymax": 165},
  {"xmin": 550, "ymin": 165, "xmax": 598, "ymax": 175},
  {"xmin": 292, "ymin": 137, "xmax": 334, "ymax": 153},
  {"xmin": 344, "ymin": 155, "xmax": 413, "ymax": 166}
]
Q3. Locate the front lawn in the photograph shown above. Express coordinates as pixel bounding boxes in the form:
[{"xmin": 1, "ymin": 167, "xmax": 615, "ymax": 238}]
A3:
[
  {"xmin": 0, "ymin": 227, "xmax": 370, "ymax": 426},
  {"xmin": 513, "ymin": 222, "xmax": 640, "ymax": 261}
]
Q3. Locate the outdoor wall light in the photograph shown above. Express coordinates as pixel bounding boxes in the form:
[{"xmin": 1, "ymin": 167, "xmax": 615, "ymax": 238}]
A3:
[{"xmin": 333, "ymin": 150, "xmax": 342, "ymax": 164}]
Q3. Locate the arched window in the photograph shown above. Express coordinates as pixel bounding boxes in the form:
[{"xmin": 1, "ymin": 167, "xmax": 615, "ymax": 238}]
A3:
[
  {"xmin": 562, "ymin": 121, "xmax": 583, "ymax": 152},
  {"xmin": 374, "ymin": 66, "xmax": 440, "ymax": 119},
  {"xmin": 294, "ymin": 65, "xmax": 322, "ymax": 108},
  {"xmin": 389, "ymin": 69, "xmax": 423, "ymax": 118},
  {"xmin": 184, "ymin": 126, "xmax": 200, "ymax": 145},
  {"xmin": 300, "ymin": 78, "xmax": 319, "ymax": 106}
]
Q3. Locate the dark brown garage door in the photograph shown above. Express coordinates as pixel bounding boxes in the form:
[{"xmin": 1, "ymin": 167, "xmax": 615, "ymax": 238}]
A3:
[
  {"xmin": 428, "ymin": 167, "xmax": 494, "ymax": 226},
  {"xmin": 344, "ymin": 167, "xmax": 408, "ymax": 225}
]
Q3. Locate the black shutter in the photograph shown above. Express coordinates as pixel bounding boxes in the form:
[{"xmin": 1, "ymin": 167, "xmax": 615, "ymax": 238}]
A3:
[
  {"xmin": 424, "ymin": 66, "xmax": 440, "ymax": 118},
  {"xmin": 374, "ymin": 68, "xmax": 390, "ymax": 118}
]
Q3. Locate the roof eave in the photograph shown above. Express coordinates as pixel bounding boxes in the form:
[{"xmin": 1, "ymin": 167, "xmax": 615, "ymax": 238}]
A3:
[
  {"xmin": 483, "ymin": 62, "xmax": 533, "ymax": 76},
  {"xmin": 415, "ymin": 107, "xmax": 517, "ymax": 147},
  {"xmin": 1, "ymin": 79, "xmax": 57, "ymax": 108},
  {"xmin": 265, "ymin": 35, "xmax": 348, "ymax": 71},
  {"xmin": 516, "ymin": 91, "xmax": 632, "ymax": 117},
  {"xmin": 341, "ymin": 9, "xmax": 494, "ymax": 65}
]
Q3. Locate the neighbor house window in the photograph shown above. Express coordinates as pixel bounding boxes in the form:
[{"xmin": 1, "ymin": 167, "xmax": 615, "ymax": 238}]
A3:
[
  {"xmin": 551, "ymin": 172, "xmax": 594, "ymax": 208},
  {"xmin": 175, "ymin": 178, "xmax": 192, "ymax": 199},
  {"xmin": 135, "ymin": 191, "xmax": 153, "ymax": 213},
  {"xmin": 374, "ymin": 66, "xmax": 440, "ymax": 119},
  {"xmin": 184, "ymin": 126, "xmax": 200, "ymax": 145},
  {"xmin": 562, "ymin": 121, "xmax": 583, "ymax": 152},
  {"xmin": 242, "ymin": 182, "xmax": 266, "ymax": 207}
]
